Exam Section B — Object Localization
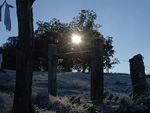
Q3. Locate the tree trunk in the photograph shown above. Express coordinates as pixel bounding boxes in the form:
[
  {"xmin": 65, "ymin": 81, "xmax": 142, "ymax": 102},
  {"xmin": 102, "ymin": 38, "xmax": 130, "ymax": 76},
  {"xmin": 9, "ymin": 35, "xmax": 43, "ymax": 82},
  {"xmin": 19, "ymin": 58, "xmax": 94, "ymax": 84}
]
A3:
[{"xmin": 12, "ymin": 0, "xmax": 34, "ymax": 113}]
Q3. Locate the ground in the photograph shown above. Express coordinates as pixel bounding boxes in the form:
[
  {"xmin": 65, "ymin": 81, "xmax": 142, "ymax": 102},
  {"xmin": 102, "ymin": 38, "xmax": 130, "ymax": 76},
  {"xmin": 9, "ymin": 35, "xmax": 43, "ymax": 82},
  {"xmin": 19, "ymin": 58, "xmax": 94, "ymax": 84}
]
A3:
[{"xmin": 0, "ymin": 70, "xmax": 150, "ymax": 112}]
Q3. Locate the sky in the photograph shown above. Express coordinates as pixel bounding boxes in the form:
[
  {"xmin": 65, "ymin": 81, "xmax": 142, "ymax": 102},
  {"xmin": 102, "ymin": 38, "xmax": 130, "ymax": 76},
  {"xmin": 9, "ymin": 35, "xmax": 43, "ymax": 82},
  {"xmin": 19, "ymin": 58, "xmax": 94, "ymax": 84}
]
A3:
[{"xmin": 0, "ymin": 0, "xmax": 150, "ymax": 74}]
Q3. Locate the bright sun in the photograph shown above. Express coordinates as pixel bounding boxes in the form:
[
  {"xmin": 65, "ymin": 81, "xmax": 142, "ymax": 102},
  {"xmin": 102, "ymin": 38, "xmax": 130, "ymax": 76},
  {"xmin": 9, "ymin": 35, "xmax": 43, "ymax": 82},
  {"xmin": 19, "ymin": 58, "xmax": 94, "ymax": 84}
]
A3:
[{"xmin": 72, "ymin": 35, "xmax": 81, "ymax": 43}]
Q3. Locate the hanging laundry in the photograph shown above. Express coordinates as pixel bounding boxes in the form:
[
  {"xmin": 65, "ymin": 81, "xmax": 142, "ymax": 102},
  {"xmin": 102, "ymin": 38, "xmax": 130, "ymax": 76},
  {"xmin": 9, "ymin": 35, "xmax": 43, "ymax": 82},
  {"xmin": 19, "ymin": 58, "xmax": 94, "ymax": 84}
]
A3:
[{"xmin": 4, "ymin": 3, "xmax": 11, "ymax": 31}]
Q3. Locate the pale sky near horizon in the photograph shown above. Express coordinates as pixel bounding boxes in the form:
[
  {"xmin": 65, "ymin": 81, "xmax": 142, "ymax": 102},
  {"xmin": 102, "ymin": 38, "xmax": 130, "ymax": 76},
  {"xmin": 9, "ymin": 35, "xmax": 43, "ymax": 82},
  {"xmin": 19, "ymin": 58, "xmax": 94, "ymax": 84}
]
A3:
[{"xmin": 0, "ymin": 0, "xmax": 150, "ymax": 74}]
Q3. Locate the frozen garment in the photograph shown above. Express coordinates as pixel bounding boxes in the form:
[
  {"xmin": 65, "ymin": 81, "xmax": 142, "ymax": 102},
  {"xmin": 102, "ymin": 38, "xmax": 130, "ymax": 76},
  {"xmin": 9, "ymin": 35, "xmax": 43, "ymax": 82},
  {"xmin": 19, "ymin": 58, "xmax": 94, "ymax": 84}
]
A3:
[{"xmin": 4, "ymin": 3, "xmax": 11, "ymax": 31}]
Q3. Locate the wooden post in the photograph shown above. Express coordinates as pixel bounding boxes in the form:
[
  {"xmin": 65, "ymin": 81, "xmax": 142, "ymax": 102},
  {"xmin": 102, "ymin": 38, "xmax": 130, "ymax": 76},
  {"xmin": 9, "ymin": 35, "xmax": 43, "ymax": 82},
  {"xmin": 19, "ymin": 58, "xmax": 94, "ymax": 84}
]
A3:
[
  {"xmin": 0, "ymin": 54, "xmax": 2, "ymax": 69},
  {"xmin": 48, "ymin": 44, "xmax": 57, "ymax": 96},
  {"xmin": 90, "ymin": 38, "xmax": 104, "ymax": 104},
  {"xmin": 129, "ymin": 54, "xmax": 149, "ymax": 99}
]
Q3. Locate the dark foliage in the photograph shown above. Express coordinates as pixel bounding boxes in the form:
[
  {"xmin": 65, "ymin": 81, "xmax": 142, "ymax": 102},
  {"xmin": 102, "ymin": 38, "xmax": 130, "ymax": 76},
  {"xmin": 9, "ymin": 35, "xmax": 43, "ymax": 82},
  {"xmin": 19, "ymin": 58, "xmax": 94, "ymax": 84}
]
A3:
[
  {"xmin": 0, "ymin": 37, "xmax": 18, "ymax": 70},
  {"xmin": 1, "ymin": 10, "xmax": 119, "ymax": 72}
]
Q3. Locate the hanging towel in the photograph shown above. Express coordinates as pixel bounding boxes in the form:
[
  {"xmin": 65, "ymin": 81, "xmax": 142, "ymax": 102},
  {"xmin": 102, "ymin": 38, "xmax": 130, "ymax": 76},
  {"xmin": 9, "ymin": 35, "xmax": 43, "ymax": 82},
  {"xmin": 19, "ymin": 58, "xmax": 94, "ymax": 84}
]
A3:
[{"xmin": 4, "ymin": 3, "xmax": 11, "ymax": 31}]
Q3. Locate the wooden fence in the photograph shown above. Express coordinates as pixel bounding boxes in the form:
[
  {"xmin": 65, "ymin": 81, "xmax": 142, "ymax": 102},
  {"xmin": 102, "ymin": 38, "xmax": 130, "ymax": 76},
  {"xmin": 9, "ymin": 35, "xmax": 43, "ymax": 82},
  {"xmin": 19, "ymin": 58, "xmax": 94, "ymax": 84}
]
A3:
[{"xmin": 48, "ymin": 38, "xmax": 104, "ymax": 104}]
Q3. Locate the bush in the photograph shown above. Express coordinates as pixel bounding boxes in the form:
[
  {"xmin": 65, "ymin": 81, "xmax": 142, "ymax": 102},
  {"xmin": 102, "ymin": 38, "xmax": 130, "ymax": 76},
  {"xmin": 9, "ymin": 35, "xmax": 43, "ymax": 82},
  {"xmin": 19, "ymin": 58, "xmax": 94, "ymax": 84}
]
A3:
[{"xmin": 115, "ymin": 97, "xmax": 150, "ymax": 113}]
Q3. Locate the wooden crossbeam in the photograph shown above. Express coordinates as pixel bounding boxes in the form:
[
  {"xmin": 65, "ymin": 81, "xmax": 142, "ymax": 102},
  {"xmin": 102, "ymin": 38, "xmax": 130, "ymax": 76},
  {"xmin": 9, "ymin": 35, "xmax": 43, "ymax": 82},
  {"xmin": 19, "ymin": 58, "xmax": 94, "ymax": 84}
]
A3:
[{"xmin": 53, "ymin": 51, "xmax": 90, "ymax": 60}]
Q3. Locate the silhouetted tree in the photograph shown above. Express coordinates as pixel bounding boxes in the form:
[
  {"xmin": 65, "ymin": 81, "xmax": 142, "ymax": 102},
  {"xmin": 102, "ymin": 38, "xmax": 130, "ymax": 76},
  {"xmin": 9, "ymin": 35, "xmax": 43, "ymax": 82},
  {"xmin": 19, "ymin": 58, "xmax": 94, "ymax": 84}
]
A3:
[
  {"xmin": 69, "ymin": 10, "xmax": 119, "ymax": 72},
  {"xmin": 34, "ymin": 9, "xmax": 119, "ymax": 72},
  {"xmin": 69, "ymin": 10, "xmax": 100, "ymax": 72},
  {"xmin": 2, "ymin": 9, "xmax": 118, "ymax": 73},
  {"xmin": 103, "ymin": 36, "xmax": 119, "ymax": 72},
  {"xmin": 1, "ymin": 37, "xmax": 18, "ymax": 69},
  {"xmin": 34, "ymin": 19, "xmax": 74, "ymax": 72}
]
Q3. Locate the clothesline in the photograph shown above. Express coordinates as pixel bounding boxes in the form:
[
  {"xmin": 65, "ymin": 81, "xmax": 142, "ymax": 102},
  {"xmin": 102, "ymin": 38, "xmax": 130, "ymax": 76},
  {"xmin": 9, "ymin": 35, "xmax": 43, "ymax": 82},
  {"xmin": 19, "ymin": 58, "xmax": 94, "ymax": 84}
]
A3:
[
  {"xmin": 0, "ymin": 0, "xmax": 6, "ymax": 8},
  {"xmin": 1, "ymin": 0, "xmax": 14, "ymax": 9},
  {"xmin": 0, "ymin": 0, "xmax": 6, "ymax": 22}
]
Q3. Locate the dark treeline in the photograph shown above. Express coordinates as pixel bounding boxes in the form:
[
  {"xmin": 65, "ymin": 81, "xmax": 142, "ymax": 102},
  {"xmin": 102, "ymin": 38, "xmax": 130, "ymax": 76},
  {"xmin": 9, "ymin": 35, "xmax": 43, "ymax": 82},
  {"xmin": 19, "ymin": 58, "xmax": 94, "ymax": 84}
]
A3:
[{"xmin": 0, "ymin": 9, "xmax": 119, "ymax": 72}]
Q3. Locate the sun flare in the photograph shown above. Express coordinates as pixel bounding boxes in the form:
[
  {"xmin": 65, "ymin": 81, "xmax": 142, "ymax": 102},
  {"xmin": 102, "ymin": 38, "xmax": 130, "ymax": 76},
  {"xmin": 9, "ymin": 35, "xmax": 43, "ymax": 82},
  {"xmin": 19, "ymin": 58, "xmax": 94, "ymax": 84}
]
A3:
[{"xmin": 72, "ymin": 35, "xmax": 81, "ymax": 43}]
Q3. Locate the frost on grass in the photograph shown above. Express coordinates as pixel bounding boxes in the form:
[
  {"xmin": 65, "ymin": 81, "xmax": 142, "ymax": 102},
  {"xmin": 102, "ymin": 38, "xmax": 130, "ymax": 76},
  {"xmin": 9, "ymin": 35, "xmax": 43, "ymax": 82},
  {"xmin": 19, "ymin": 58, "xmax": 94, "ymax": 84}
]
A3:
[
  {"xmin": 0, "ymin": 92, "xmax": 13, "ymax": 112},
  {"xmin": 33, "ymin": 92, "xmax": 86, "ymax": 113},
  {"xmin": 1, "ymin": 70, "xmax": 150, "ymax": 112}
]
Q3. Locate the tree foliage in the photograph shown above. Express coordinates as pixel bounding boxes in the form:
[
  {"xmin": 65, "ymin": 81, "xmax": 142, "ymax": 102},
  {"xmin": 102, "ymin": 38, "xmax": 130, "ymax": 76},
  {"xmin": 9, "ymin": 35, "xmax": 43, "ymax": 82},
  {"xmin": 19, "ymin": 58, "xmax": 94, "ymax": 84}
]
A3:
[
  {"xmin": 1, "ymin": 9, "xmax": 119, "ymax": 72},
  {"xmin": 103, "ymin": 36, "xmax": 119, "ymax": 72},
  {"xmin": 33, "ymin": 9, "xmax": 119, "ymax": 72},
  {"xmin": 0, "ymin": 37, "xmax": 18, "ymax": 69}
]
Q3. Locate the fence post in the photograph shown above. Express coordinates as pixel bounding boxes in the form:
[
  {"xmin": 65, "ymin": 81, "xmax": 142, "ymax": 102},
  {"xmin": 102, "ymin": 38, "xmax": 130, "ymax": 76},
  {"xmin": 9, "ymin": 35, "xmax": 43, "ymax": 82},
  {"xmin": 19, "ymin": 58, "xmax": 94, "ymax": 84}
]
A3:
[
  {"xmin": 129, "ymin": 54, "xmax": 149, "ymax": 99},
  {"xmin": 90, "ymin": 38, "xmax": 104, "ymax": 104},
  {"xmin": 48, "ymin": 44, "xmax": 57, "ymax": 96},
  {"xmin": 0, "ymin": 54, "xmax": 2, "ymax": 69}
]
